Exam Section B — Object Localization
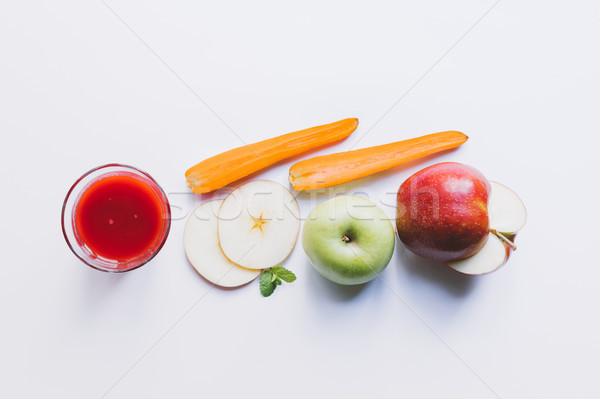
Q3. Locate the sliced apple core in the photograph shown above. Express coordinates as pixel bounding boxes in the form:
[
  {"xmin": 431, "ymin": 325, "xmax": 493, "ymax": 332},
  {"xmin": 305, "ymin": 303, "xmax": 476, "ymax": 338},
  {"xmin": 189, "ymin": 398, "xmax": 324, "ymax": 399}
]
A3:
[
  {"xmin": 446, "ymin": 232, "xmax": 509, "ymax": 275},
  {"xmin": 489, "ymin": 181, "xmax": 527, "ymax": 234},
  {"xmin": 184, "ymin": 200, "xmax": 260, "ymax": 287},
  {"xmin": 218, "ymin": 180, "xmax": 301, "ymax": 270}
]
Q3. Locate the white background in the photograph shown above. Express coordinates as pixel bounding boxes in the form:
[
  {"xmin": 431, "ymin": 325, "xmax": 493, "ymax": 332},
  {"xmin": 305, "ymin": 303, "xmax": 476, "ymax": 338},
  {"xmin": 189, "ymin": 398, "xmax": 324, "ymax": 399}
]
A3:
[{"xmin": 1, "ymin": 1, "xmax": 599, "ymax": 398}]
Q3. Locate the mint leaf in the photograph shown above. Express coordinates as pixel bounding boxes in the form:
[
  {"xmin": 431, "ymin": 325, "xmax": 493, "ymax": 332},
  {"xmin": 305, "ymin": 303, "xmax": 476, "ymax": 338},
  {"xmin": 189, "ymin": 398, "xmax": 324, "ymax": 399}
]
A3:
[
  {"xmin": 260, "ymin": 270, "xmax": 276, "ymax": 297},
  {"xmin": 259, "ymin": 267, "xmax": 296, "ymax": 297},
  {"xmin": 272, "ymin": 266, "xmax": 296, "ymax": 283}
]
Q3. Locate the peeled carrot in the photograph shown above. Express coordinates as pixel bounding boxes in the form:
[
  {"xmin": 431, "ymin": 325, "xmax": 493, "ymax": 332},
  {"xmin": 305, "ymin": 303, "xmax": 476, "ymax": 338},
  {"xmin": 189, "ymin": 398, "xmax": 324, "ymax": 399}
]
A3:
[
  {"xmin": 186, "ymin": 118, "xmax": 358, "ymax": 193},
  {"xmin": 288, "ymin": 131, "xmax": 468, "ymax": 191}
]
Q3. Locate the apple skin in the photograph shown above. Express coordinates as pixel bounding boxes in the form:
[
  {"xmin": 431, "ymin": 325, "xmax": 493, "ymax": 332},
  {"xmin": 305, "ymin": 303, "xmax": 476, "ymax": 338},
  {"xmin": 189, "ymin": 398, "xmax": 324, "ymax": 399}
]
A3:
[
  {"xmin": 302, "ymin": 196, "xmax": 395, "ymax": 285},
  {"xmin": 396, "ymin": 162, "xmax": 491, "ymax": 262}
]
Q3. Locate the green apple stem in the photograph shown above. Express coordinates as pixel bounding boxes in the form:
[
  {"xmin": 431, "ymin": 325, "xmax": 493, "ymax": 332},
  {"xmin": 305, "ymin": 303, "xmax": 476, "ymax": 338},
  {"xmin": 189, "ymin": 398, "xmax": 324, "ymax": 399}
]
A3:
[
  {"xmin": 341, "ymin": 235, "xmax": 350, "ymax": 242},
  {"xmin": 490, "ymin": 229, "xmax": 517, "ymax": 251}
]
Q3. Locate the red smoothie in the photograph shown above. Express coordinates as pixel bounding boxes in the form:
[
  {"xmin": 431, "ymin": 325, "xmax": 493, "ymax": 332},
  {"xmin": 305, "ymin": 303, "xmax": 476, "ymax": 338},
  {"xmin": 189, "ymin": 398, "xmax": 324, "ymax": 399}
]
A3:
[{"xmin": 73, "ymin": 173, "xmax": 165, "ymax": 262}]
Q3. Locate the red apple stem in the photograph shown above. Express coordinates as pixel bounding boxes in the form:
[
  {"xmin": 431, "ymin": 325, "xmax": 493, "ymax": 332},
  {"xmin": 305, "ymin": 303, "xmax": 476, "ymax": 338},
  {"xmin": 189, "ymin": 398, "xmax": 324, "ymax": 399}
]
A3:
[{"xmin": 491, "ymin": 229, "xmax": 517, "ymax": 251}]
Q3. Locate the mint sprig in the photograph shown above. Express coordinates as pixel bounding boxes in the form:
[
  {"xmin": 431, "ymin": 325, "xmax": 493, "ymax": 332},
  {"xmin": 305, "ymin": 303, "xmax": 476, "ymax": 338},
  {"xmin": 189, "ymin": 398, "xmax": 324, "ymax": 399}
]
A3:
[{"xmin": 259, "ymin": 266, "xmax": 296, "ymax": 297}]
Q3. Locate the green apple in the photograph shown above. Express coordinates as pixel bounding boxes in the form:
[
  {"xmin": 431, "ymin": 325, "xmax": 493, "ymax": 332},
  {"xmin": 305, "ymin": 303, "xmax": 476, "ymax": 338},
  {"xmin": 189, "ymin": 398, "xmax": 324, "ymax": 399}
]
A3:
[{"xmin": 302, "ymin": 195, "xmax": 395, "ymax": 285}]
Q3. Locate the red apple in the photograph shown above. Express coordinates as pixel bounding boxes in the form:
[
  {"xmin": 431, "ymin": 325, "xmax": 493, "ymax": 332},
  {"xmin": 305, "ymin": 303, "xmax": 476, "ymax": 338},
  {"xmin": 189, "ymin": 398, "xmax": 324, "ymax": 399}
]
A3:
[
  {"xmin": 396, "ymin": 162, "xmax": 490, "ymax": 262},
  {"xmin": 396, "ymin": 162, "xmax": 527, "ymax": 274}
]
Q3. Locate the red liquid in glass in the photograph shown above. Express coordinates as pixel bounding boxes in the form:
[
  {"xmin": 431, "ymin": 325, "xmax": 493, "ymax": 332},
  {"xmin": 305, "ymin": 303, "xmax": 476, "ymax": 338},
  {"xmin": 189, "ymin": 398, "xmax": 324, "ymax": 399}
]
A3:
[{"xmin": 73, "ymin": 174, "xmax": 164, "ymax": 262}]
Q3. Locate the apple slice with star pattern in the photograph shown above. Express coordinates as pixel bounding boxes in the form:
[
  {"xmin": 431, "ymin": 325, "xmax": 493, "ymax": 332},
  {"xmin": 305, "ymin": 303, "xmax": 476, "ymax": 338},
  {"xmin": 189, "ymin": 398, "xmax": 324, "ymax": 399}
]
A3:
[{"xmin": 217, "ymin": 180, "xmax": 301, "ymax": 270}]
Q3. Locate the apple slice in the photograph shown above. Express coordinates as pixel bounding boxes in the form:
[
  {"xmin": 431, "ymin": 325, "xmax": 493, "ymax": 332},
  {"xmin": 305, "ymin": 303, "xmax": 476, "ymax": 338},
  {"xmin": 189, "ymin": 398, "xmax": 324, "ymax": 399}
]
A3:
[
  {"xmin": 447, "ymin": 181, "xmax": 526, "ymax": 275},
  {"xmin": 488, "ymin": 181, "xmax": 527, "ymax": 234},
  {"xmin": 446, "ymin": 232, "xmax": 510, "ymax": 275},
  {"xmin": 218, "ymin": 180, "xmax": 300, "ymax": 270},
  {"xmin": 184, "ymin": 200, "xmax": 260, "ymax": 287}
]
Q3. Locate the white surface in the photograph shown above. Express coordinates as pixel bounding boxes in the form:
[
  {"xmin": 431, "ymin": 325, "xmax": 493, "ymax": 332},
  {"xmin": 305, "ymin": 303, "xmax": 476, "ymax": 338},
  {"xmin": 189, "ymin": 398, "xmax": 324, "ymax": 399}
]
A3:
[{"xmin": 1, "ymin": 1, "xmax": 599, "ymax": 398}]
